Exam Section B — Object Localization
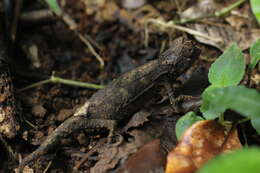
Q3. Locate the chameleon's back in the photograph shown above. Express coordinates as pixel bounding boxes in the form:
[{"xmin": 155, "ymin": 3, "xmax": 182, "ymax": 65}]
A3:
[{"xmin": 86, "ymin": 38, "xmax": 200, "ymax": 122}]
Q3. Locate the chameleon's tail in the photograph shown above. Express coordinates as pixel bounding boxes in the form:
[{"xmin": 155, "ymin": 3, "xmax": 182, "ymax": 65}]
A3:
[
  {"xmin": 18, "ymin": 115, "xmax": 116, "ymax": 173},
  {"xmin": 18, "ymin": 116, "xmax": 84, "ymax": 173}
]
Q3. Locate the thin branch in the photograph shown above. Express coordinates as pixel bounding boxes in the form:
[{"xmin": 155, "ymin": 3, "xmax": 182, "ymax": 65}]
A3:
[
  {"xmin": 18, "ymin": 79, "xmax": 51, "ymax": 92},
  {"xmin": 43, "ymin": 0, "xmax": 104, "ymax": 69},
  {"xmin": 146, "ymin": 19, "xmax": 222, "ymax": 45},
  {"xmin": 78, "ymin": 33, "xmax": 105, "ymax": 68},
  {"xmin": 18, "ymin": 75, "xmax": 105, "ymax": 92},
  {"xmin": 215, "ymin": 0, "xmax": 246, "ymax": 17},
  {"xmin": 43, "ymin": 161, "xmax": 53, "ymax": 173},
  {"xmin": 50, "ymin": 76, "xmax": 105, "ymax": 89},
  {"xmin": 177, "ymin": 0, "xmax": 247, "ymax": 24}
]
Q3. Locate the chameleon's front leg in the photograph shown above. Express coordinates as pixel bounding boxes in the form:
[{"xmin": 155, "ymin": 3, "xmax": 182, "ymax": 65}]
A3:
[
  {"xmin": 163, "ymin": 81, "xmax": 202, "ymax": 113},
  {"xmin": 18, "ymin": 116, "xmax": 117, "ymax": 173}
]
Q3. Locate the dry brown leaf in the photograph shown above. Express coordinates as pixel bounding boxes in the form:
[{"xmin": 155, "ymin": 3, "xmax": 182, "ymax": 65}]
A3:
[
  {"xmin": 225, "ymin": 3, "xmax": 254, "ymax": 30},
  {"xmin": 91, "ymin": 130, "xmax": 152, "ymax": 173},
  {"xmin": 180, "ymin": 0, "xmax": 258, "ymax": 51},
  {"xmin": 190, "ymin": 23, "xmax": 260, "ymax": 51},
  {"xmin": 121, "ymin": 0, "xmax": 146, "ymax": 10},
  {"xmin": 31, "ymin": 105, "xmax": 46, "ymax": 118},
  {"xmin": 95, "ymin": 2, "xmax": 119, "ymax": 22},
  {"xmin": 181, "ymin": 0, "xmax": 219, "ymax": 19},
  {"xmin": 116, "ymin": 139, "xmax": 166, "ymax": 173},
  {"xmin": 123, "ymin": 110, "xmax": 150, "ymax": 131},
  {"xmin": 165, "ymin": 120, "xmax": 242, "ymax": 173}
]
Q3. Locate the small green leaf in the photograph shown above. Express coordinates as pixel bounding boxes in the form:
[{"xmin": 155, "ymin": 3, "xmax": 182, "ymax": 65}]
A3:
[
  {"xmin": 208, "ymin": 44, "xmax": 245, "ymax": 86},
  {"xmin": 201, "ymin": 86, "xmax": 260, "ymax": 133},
  {"xmin": 250, "ymin": 38, "xmax": 260, "ymax": 69},
  {"xmin": 200, "ymin": 85, "xmax": 226, "ymax": 119},
  {"xmin": 251, "ymin": 0, "xmax": 260, "ymax": 24},
  {"xmin": 175, "ymin": 112, "xmax": 203, "ymax": 140},
  {"xmin": 198, "ymin": 148, "xmax": 260, "ymax": 173},
  {"xmin": 46, "ymin": 0, "xmax": 62, "ymax": 14}
]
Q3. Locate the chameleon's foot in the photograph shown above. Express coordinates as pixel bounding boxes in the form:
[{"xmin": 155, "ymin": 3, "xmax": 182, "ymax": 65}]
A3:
[{"xmin": 171, "ymin": 95, "xmax": 201, "ymax": 113}]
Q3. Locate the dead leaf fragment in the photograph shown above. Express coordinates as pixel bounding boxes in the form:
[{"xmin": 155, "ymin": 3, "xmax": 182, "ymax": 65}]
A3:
[
  {"xmin": 15, "ymin": 165, "xmax": 34, "ymax": 173},
  {"xmin": 181, "ymin": 0, "xmax": 218, "ymax": 19},
  {"xmin": 190, "ymin": 23, "xmax": 260, "ymax": 51},
  {"xmin": 165, "ymin": 120, "xmax": 242, "ymax": 173},
  {"xmin": 31, "ymin": 105, "xmax": 46, "ymax": 118},
  {"xmin": 122, "ymin": 0, "xmax": 146, "ymax": 10},
  {"xmin": 123, "ymin": 110, "xmax": 150, "ymax": 131},
  {"xmin": 91, "ymin": 130, "xmax": 152, "ymax": 173},
  {"xmin": 251, "ymin": 73, "xmax": 260, "ymax": 85},
  {"xmin": 116, "ymin": 139, "xmax": 166, "ymax": 173}
]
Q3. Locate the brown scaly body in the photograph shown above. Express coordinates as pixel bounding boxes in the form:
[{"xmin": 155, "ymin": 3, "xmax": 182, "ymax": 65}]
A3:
[{"xmin": 18, "ymin": 38, "xmax": 201, "ymax": 172}]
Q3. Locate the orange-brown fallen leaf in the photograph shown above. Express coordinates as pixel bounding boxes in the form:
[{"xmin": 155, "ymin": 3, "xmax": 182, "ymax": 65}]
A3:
[
  {"xmin": 165, "ymin": 120, "xmax": 242, "ymax": 173},
  {"xmin": 116, "ymin": 139, "xmax": 166, "ymax": 173}
]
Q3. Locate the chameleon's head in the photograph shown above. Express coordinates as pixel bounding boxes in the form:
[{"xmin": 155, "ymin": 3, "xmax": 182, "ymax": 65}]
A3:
[{"xmin": 159, "ymin": 37, "xmax": 201, "ymax": 75}]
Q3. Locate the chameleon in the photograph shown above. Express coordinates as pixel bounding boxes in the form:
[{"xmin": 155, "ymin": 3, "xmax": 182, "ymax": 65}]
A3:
[{"xmin": 18, "ymin": 38, "xmax": 201, "ymax": 172}]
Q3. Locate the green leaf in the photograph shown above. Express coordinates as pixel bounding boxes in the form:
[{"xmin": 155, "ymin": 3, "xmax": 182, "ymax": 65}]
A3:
[
  {"xmin": 250, "ymin": 38, "xmax": 260, "ymax": 69},
  {"xmin": 208, "ymin": 44, "xmax": 245, "ymax": 86},
  {"xmin": 201, "ymin": 86, "xmax": 260, "ymax": 133},
  {"xmin": 200, "ymin": 85, "xmax": 226, "ymax": 119},
  {"xmin": 175, "ymin": 112, "xmax": 203, "ymax": 140},
  {"xmin": 46, "ymin": 0, "xmax": 62, "ymax": 14},
  {"xmin": 198, "ymin": 148, "xmax": 260, "ymax": 173},
  {"xmin": 251, "ymin": 0, "xmax": 260, "ymax": 24}
]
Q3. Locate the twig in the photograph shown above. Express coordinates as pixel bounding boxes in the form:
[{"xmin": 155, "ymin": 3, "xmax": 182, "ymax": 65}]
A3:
[
  {"xmin": 73, "ymin": 138, "xmax": 107, "ymax": 170},
  {"xmin": 18, "ymin": 75, "xmax": 105, "ymax": 92},
  {"xmin": 177, "ymin": 0, "xmax": 246, "ymax": 24},
  {"xmin": 74, "ymin": 135, "xmax": 123, "ymax": 170},
  {"xmin": 78, "ymin": 33, "xmax": 105, "ymax": 68},
  {"xmin": 215, "ymin": 0, "xmax": 246, "ymax": 17},
  {"xmin": 145, "ymin": 19, "xmax": 222, "ymax": 47},
  {"xmin": 43, "ymin": 0, "xmax": 105, "ymax": 69},
  {"xmin": 144, "ymin": 0, "xmax": 245, "ymax": 46},
  {"xmin": 18, "ymin": 79, "xmax": 51, "ymax": 92},
  {"xmin": 43, "ymin": 161, "xmax": 53, "ymax": 173},
  {"xmin": 25, "ymin": 120, "xmax": 38, "ymax": 130},
  {"xmin": 84, "ymin": 34, "xmax": 103, "ymax": 51}
]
